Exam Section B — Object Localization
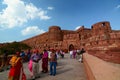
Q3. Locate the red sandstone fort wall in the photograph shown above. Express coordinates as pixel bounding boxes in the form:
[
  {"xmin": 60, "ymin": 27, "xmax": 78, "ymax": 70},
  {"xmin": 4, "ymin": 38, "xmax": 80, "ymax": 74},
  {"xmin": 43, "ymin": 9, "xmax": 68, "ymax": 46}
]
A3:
[{"xmin": 21, "ymin": 21, "xmax": 120, "ymax": 64}]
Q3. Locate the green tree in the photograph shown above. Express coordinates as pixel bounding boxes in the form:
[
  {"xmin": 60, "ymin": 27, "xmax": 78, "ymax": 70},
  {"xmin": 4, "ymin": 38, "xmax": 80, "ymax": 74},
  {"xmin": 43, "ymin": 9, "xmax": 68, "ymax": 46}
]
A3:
[{"xmin": 0, "ymin": 41, "xmax": 31, "ymax": 55}]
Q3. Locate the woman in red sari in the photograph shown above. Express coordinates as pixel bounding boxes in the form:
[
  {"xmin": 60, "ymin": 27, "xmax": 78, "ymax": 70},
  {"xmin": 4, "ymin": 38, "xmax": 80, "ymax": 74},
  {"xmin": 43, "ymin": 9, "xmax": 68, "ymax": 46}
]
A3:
[{"xmin": 8, "ymin": 52, "xmax": 24, "ymax": 80}]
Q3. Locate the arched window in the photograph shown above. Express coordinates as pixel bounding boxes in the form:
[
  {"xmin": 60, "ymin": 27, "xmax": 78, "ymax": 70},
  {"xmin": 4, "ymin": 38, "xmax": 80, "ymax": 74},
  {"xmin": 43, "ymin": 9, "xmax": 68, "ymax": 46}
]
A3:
[{"xmin": 102, "ymin": 23, "xmax": 105, "ymax": 26}]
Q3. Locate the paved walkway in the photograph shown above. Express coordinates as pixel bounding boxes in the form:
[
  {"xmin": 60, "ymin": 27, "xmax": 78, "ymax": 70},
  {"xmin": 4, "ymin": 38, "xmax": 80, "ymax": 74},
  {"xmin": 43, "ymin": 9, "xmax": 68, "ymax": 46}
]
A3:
[{"xmin": 0, "ymin": 54, "xmax": 87, "ymax": 80}]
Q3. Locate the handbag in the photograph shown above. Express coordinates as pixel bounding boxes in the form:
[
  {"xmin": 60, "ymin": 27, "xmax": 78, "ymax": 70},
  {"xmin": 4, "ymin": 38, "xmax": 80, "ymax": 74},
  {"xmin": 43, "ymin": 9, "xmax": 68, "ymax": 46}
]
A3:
[{"xmin": 28, "ymin": 60, "xmax": 32, "ymax": 72}]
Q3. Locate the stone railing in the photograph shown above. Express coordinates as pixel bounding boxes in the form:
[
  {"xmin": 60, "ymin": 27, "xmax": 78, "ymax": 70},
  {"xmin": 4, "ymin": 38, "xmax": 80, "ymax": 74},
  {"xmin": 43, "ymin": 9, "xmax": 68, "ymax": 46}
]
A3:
[
  {"xmin": 83, "ymin": 53, "xmax": 120, "ymax": 80},
  {"xmin": 87, "ymin": 46, "xmax": 120, "ymax": 64}
]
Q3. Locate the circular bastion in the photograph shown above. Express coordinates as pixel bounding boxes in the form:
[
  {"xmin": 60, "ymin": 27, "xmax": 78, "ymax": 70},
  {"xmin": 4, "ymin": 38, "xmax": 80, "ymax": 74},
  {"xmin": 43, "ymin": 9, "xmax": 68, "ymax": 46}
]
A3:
[{"xmin": 48, "ymin": 26, "xmax": 63, "ymax": 42}]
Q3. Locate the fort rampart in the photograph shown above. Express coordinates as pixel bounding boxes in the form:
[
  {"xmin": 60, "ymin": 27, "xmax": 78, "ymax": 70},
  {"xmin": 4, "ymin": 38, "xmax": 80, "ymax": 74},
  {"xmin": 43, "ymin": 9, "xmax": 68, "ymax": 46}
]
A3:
[{"xmin": 21, "ymin": 21, "xmax": 120, "ymax": 64}]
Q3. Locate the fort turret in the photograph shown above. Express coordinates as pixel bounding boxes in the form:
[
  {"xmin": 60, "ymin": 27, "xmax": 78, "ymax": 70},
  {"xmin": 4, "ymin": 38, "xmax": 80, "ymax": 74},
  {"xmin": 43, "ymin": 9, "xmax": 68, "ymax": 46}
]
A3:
[
  {"xmin": 48, "ymin": 26, "xmax": 63, "ymax": 42},
  {"xmin": 91, "ymin": 21, "xmax": 111, "ymax": 36}
]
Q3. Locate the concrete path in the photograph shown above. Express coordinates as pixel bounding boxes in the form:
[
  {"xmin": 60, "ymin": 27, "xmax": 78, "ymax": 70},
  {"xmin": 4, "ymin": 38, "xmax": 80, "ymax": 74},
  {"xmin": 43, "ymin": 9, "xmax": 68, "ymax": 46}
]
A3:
[{"xmin": 0, "ymin": 54, "xmax": 87, "ymax": 80}]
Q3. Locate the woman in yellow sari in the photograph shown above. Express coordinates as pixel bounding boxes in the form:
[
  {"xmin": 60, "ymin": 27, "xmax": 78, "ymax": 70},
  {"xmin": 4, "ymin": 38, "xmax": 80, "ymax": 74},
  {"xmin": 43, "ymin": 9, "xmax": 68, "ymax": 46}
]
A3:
[{"xmin": 8, "ymin": 52, "xmax": 23, "ymax": 80}]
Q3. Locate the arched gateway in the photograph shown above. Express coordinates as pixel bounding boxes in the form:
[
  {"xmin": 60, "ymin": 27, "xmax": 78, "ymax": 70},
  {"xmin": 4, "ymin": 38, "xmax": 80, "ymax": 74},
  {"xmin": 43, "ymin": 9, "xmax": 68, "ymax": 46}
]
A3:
[{"xmin": 69, "ymin": 44, "xmax": 74, "ymax": 51}]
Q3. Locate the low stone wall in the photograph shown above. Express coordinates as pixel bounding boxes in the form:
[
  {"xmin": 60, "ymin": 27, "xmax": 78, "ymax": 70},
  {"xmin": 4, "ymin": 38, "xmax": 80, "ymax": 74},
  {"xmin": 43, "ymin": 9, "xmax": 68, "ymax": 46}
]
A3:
[
  {"xmin": 83, "ymin": 53, "xmax": 120, "ymax": 80},
  {"xmin": 0, "ymin": 56, "xmax": 12, "ymax": 70},
  {"xmin": 87, "ymin": 47, "xmax": 120, "ymax": 64}
]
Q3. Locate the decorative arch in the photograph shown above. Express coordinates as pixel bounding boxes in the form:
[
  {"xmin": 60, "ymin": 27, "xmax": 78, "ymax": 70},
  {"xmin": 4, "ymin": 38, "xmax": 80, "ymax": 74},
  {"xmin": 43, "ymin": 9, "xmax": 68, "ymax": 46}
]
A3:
[{"xmin": 69, "ymin": 44, "xmax": 74, "ymax": 51}]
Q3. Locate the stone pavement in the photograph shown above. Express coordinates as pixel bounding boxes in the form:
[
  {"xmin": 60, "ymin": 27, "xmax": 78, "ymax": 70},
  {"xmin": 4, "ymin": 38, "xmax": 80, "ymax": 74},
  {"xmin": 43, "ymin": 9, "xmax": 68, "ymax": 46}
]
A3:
[{"xmin": 0, "ymin": 54, "xmax": 87, "ymax": 80}]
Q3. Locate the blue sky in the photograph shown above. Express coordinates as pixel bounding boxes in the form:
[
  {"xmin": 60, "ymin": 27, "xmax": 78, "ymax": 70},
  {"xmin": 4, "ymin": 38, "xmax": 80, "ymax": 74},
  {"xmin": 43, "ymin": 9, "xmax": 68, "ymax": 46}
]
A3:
[{"xmin": 0, "ymin": 0, "xmax": 120, "ymax": 43}]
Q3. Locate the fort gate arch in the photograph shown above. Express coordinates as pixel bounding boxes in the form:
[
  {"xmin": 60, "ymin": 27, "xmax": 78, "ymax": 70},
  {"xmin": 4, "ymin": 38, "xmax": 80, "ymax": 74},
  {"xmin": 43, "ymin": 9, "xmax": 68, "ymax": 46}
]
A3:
[{"xmin": 69, "ymin": 44, "xmax": 74, "ymax": 51}]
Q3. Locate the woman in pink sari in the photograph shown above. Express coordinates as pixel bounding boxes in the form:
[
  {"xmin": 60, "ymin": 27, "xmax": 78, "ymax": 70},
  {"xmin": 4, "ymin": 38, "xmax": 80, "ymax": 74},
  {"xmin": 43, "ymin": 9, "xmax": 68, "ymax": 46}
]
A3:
[
  {"xmin": 41, "ymin": 49, "xmax": 48, "ymax": 73},
  {"xmin": 73, "ymin": 50, "xmax": 77, "ymax": 59}
]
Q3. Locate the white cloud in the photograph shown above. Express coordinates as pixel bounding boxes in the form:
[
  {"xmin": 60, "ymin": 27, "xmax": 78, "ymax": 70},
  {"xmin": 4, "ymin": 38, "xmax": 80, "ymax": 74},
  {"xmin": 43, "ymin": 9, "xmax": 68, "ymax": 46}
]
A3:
[
  {"xmin": 116, "ymin": 5, "xmax": 120, "ymax": 9},
  {"xmin": 47, "ymin": 7, "xmax": 54, "ymax": 10},
  {"xmin": 75, "ymin": 26, "xmax": 82, "ymax": 30},
  {"xmin": 26, "ymin": 3, "xmax": 51, "ymax": 20},
  {"xmin": 0, "ymin": 0, "xmax": 51, "ymax": 29},
  {"xmin": 21, "ymin": 26, "xmax": 45, "ymax": 36}
]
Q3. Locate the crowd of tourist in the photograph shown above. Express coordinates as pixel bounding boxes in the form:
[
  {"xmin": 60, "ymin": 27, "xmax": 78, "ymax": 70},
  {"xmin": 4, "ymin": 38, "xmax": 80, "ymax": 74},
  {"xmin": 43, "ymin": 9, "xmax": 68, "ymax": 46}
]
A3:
[
  {"xmin": 69, "ymin": 48, "xmax": 85, "ymax": 62},
  {"xmin": 1, "ymin": 48, "xmax": 65, "ymax": 80},
  {"xmin": 0, "ymin": 48, "xmax": 85, "ymax": 80}
]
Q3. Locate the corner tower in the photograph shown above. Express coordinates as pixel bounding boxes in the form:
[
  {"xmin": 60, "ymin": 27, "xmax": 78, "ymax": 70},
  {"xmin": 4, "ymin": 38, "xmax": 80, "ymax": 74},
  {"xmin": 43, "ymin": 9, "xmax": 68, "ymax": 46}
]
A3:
[{"xmin": 91, "ymin": 21, "xmax": 111, "ymax": 36}]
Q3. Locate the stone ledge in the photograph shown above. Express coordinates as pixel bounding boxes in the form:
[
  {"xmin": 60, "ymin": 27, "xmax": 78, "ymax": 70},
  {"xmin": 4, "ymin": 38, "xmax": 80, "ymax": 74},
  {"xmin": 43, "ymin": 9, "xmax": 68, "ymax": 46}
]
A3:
[{"xmin": 83, "ymin": 53, "xmax": 120, "ymax": 80}]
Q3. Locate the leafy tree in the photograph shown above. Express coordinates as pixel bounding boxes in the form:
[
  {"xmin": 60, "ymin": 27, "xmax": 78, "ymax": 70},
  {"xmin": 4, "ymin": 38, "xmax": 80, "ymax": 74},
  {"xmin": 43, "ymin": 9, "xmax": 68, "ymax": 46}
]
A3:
[{"xmin": 0, "ymin": 41, "xmax": 31, "ymax": 55}]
